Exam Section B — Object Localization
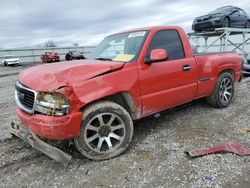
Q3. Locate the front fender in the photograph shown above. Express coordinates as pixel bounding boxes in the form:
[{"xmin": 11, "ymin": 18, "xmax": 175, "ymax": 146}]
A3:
[{"xmin": 71, "ymin": 64, "xmax": 142, "ymax": 117}]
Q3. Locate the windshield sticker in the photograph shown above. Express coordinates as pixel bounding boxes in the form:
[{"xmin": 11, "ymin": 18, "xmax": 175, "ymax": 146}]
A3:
[
  {"xmin": 113, "ymin": 54, "xmax": 135, "ymax": 62},
  {"xmin": 128, "ymin": 31, "xmax": 146, "ymax": 38}
]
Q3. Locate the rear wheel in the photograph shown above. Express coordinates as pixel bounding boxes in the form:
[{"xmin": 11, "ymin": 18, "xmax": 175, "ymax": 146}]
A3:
[
  {"xmin": 223, "ymin": 17, "xmax": 230, "ymax": 28},
  {"xmin": 207, "ymin": 72, "xmax": 234, "ymax": 108},
  {"xmin": 3, "ymin": 61, "xmax": 7, "ymax": 66},
  {"xmin": 74, "ymin": 101, "xmax": 133, "ymax": 161}
]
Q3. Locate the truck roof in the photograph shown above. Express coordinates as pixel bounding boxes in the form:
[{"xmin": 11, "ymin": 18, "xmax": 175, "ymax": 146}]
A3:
[{"xmin": 111, "ymin": 26, "xmax": 184, "ymax": 35}]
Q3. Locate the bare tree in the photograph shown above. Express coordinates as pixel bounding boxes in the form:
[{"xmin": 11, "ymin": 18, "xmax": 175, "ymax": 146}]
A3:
[{"xmin": 45, "ymin": 40, "xmax": 57, "ymax": 47}]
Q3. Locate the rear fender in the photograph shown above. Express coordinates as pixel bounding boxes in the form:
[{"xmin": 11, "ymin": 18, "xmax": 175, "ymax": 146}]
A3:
[{"xmin": 195, "ymin": 53, "xmax": 241, "ymax": 98}]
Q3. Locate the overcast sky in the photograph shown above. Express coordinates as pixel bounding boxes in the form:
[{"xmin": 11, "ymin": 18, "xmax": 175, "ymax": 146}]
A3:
[{"xmin": 1, "ymin": 0, "xmax": 250, "ymax": 48}]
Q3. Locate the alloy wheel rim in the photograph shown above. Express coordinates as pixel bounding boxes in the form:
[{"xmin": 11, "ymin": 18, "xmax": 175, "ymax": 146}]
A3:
[
  {"xmin": 84, "ymin": 113, "xmax": 126, "ymax": 153},
  {"xmin": 219, "ymin": 78, "xmax": 232, "ymax": 103}
]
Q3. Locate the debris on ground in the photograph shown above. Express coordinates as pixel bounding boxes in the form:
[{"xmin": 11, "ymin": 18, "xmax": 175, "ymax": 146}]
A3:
[
  {"xmin": 202, "ymin": 175, "xmax": 213, "ymax": 182},
  {"xmin": 186, "ymin": 140, "xmax": 250, "ymax": 157},
  {"xmin": 239, "ymin": 128, "xmax": 250, "ymax": 134}
]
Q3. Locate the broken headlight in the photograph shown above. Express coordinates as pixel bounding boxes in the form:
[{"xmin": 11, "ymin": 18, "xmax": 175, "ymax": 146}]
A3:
[{"xmin": 35, "ymin": 92, "xmax": 70, "ymax": 116}]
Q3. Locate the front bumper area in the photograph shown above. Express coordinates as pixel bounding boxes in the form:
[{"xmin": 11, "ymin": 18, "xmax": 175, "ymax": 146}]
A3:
[
  {"xmin": 7, "ymin": 61, "xmax": 21, "ymax": 65},
  {"xmin": 10, "ymin": 121, "xmax": 72, "ymax": 165},
  {"xmin": 16, "ymin": 107, "xmax": 82, "ymax": 140},
  {"xmin": 192, "ymin": 19, "xmax": 222, "ymax": 31}
]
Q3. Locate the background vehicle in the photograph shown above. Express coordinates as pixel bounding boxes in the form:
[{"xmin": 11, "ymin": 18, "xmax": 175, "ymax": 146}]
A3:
[
  {"xmin": 40, "ymin": 52, "xmax": 60, "ymax": 63},
  {"xmin": 13, "ymin": 26, "xmax": 242, "ymax": 163},
  {"xmin": 192, "ymin": 6, "xmax": 250, "ymax": 32},
  {"xmin": 65, "ymin": 51, "xmax": 85, "ymax": 61},
  {"xmin": 2, "ymin": 55, "xmax": 21, "ymax": 66},
  {"xmin": 242, "ymin": 54, "xmax": 250, "ymax": 76}
]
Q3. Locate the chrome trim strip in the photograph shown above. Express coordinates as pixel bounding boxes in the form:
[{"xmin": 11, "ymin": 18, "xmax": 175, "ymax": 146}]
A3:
[
  {"xmin": 15, "ymin": 81, "xmax": 38, "ymax": 114},
  {"xmin": 199, "ymin": 77, "xmax": 211, "ymax": 82}
]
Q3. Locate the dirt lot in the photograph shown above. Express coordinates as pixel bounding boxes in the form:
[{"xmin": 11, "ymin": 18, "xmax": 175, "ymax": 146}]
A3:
[{"xmin": 0, "ymin": 64, "xmax": 250, "ymax": 188}]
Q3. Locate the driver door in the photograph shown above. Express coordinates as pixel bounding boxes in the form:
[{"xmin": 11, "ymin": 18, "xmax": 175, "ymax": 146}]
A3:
[{"xmin": 138, "ymin": 30, "xmax": 197, "ymax": 116}]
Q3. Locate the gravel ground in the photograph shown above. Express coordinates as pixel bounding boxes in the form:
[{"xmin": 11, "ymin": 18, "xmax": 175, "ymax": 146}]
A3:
[{"xmin": 0, "ymin": 64, "xmax": 250, "ymax": 188}]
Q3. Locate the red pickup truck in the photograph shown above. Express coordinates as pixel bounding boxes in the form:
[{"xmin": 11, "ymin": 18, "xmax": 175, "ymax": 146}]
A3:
[{"xmin": 13, "ymin": 26, "xmax": 242, "ymax": 163}]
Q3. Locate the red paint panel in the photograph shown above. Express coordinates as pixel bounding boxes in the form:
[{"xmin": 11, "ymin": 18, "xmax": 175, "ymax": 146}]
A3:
[
  {"xmin": 19, "ymin": 60, "xmax": 125, "ymax": 92},
  {"xmin": 16, "ymin": 107, "xmax": 82, "ymax": 140},
  {"xmin": 139, "ymin": 57, "xmax": 197, "ymax": 116},
  {"xmin": 187, "ymin": 140, "xmax": 250, "ymax": 157}
]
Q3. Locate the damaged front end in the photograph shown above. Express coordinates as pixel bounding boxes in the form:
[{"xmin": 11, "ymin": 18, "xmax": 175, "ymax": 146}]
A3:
[
  {"xmin": 15, "ymin": 81, "xmax": 72, "ymax": 116},
  {"xmin": 35, "ymin": 92, "xmax": 70, "ymax": 116},
  {"xmin": 12, "ymin": 60, "xmax": 128, "ymax": 164},
  {"xmin": 10, "ymin": 120, "xmax": 72, "ymax": 166},
  {"xmin": 13, "ymin": 81, "xmax": 83, "ymax": 165}
]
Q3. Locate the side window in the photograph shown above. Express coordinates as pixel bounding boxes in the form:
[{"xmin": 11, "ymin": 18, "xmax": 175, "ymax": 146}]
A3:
[
  {"xmin": 233, "ymin": 9, "xmax": 239, "ymax": 14},
  {"xmin": 239, "ymin": 10, "xmax": 245, "ymax": 15},
  {"xmin": 148, "ymin": 30, "xmax": 185, "ymax": 61}
]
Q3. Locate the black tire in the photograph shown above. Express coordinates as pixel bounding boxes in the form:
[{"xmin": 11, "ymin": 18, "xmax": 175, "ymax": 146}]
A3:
[
  {"xmin": 207, "ymin": 72, "xmax": 234, "ymax": 108},
  {"xmin": 74, "ymin": 101, "xmax": 133, "ymax": 161},
  {"xmin": 223, "ymin": 17, "xmax": 230, "ymax": 28},
  {"xmin": 245, "ymin": 20, "xmax": 250, "ymax": 28},
  {"xmin": 65, "ymin": 53, "xmax": 71, "ymax": 61},
  {"xmin": 65, "ymin": 54, "xmax": 68, "ymax": 61}
]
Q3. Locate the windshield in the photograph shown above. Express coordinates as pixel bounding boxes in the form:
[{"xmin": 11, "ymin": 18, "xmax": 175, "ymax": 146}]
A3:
[
  {"xmin": 90, "ymin": 31, "xmax": 148, "ymax": 62},
  {"xmin": 209, "ymin": 7, "xmax": 232, "ymax": 14}
]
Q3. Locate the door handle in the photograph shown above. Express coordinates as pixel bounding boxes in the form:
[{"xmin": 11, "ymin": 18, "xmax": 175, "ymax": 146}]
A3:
[{"xmin": 182, "ymin": 65, "xmax": 191, "ymax": 71}]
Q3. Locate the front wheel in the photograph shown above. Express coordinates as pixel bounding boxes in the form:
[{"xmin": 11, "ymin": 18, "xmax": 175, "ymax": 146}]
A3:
[
  {"xmin": 74, "ymin": 101, "xmax": 133, "ymax": 161},
  {"xmin": 207, "ymin": 72, "xmax": 234, "ymax": 108},
  {"xmin": 245, "ymin": 20, "xmax": 250, "ymax": 28},
  {"xmin": 223, "ymin": 17, "xmax": 230, "ymax": 28}
]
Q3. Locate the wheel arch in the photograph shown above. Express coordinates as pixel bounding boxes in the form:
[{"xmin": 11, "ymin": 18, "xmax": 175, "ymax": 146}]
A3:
[
  {"xmin": 225, "ymin": 16, "xmax": 230, "ymax": 25},
  {"xmin": 225, "ymin": 16, "xmax": 230, "ymax": 21},
  {"xmin": 80, "ymin": 92, "xmax": 137, "ymax": 120},
  {"xmin": 218, "ymin": 69, "xmax": 235, "ymax": 80}
]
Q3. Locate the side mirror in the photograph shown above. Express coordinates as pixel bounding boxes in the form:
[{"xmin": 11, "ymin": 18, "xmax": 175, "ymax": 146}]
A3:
[{"xmin": 145, "ymin": 49, "xmax": 168, "ymax": 64}]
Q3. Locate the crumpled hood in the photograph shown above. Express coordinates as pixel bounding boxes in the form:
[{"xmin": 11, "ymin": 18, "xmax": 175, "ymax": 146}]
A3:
[{"xmin": 19, "ymin": 60, "xmax": 124, "ymax": 92}]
